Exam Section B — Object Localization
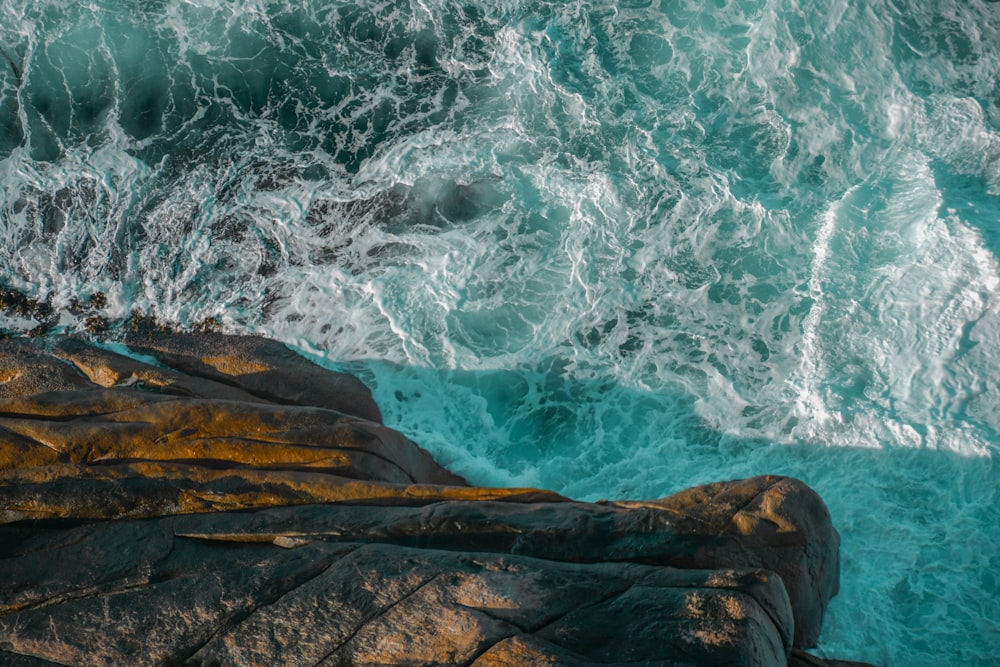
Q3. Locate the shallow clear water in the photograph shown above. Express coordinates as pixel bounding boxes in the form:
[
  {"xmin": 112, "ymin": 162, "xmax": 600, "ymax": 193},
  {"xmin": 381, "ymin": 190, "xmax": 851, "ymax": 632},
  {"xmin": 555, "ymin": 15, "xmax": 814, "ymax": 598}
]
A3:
[{"xmin": 2, "ymin": 0, "xmax": 1000, "ymax": 663}]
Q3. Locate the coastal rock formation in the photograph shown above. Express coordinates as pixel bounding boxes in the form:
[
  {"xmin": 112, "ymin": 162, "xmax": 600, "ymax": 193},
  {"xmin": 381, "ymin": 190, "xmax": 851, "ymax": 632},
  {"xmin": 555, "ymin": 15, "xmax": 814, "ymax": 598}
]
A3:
[{"xmin": 0, "ymin": 333, "xmax": 862, "ymax": 666}]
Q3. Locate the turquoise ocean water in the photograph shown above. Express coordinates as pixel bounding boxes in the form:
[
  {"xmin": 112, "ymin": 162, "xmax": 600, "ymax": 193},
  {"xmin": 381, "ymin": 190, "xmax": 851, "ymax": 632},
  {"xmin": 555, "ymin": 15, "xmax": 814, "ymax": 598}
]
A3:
[{"xmin": 2, "ymin": 0, "xmax": 999, "ymax": 663}]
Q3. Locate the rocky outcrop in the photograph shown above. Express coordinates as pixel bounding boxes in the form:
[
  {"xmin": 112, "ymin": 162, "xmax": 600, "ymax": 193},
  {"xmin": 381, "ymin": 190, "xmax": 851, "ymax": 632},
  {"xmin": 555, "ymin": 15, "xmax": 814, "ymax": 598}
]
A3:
[{"xmin": 0, "ymin": 333, "xmax": 865, "ymax": 666}]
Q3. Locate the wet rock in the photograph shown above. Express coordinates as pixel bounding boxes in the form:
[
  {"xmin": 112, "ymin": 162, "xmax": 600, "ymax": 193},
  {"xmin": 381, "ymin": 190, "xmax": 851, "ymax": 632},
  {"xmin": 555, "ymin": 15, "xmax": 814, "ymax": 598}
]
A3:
[{"xmin": 0, "ymin": 333, "xmax": 859, "ymax": 665}]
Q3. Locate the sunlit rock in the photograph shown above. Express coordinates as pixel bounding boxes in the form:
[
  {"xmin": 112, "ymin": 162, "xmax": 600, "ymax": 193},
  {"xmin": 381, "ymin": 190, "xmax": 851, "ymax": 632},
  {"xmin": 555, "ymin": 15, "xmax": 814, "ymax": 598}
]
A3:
[{"xmin": 0, "ymin": 333, "xmax": 865, "ymax": 666}]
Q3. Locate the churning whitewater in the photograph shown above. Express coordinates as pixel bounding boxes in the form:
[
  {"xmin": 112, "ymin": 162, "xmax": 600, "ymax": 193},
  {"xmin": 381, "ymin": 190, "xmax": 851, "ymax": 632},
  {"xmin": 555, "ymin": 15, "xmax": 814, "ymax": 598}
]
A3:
[{"xmin": 2, "ymin": 0, "xmax": 999, "ymax": 663}]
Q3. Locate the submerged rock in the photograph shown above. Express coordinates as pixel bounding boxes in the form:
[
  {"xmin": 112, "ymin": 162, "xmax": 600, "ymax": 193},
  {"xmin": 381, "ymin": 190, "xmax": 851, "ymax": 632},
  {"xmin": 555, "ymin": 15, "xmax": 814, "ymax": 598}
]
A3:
[{"xmin": 0, "ymin": 333, "xmax": 865, "ymax": 666}]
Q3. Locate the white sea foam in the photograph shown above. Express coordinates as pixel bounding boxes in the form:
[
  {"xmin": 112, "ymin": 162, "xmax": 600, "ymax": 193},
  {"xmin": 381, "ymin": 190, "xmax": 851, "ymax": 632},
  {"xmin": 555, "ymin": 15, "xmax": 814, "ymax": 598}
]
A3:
[
  {"xmin": 1, "ymin": 0, "xmax": 999, "ymax": 663},
  {"xmin": 793, "ymin": 191, "xmax": 850, "ymax": 433}
]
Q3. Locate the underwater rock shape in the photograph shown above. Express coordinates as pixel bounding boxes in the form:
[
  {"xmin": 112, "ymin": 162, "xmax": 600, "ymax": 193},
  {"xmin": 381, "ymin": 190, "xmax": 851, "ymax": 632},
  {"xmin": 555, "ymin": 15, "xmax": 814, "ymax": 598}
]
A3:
[{"xmin": 0, "ymin": 333, "xmax": 864, "ymax": 666}]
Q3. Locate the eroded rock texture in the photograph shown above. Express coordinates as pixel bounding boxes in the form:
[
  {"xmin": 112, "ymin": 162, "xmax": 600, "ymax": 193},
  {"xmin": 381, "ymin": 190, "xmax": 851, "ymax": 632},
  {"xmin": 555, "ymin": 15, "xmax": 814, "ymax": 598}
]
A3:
[{"xmin": 0, "ymin": 333, "xmax": 859, "ymax": 666}]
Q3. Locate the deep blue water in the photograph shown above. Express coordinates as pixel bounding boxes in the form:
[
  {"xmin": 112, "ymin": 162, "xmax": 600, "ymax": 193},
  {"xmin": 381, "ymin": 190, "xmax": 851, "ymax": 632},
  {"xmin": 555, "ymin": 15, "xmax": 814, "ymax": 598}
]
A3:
[{"xmin": 2, "ymin": 1, "xmax": 1000, "ymax": 663}]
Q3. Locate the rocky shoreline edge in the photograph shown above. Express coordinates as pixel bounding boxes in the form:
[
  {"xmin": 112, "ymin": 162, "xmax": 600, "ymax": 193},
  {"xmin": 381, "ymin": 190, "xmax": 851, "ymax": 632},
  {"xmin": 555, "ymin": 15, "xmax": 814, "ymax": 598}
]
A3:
[{"xmin": 0, "ymin": 331, "xmax": 873, "ymax": 666}]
